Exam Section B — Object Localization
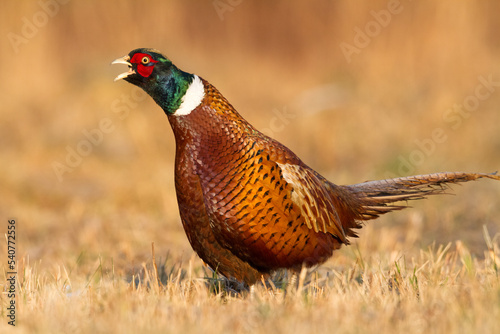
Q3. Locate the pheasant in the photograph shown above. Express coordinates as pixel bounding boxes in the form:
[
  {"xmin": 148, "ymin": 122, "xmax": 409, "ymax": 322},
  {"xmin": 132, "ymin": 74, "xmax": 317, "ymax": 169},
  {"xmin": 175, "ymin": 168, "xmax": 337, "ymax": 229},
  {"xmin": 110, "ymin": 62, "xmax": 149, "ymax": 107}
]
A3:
[{"xmin": 112, "ymin": 48, "xmax": 500, "ymax": 285}]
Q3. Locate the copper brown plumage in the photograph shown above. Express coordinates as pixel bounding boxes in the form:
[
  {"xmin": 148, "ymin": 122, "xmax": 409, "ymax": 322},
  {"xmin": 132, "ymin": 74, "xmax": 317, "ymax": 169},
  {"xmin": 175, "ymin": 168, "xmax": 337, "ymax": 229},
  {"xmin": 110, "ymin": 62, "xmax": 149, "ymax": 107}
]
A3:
[{"xmin": 113, "ymin": 49, "xmax": 500, "ymax": 285}]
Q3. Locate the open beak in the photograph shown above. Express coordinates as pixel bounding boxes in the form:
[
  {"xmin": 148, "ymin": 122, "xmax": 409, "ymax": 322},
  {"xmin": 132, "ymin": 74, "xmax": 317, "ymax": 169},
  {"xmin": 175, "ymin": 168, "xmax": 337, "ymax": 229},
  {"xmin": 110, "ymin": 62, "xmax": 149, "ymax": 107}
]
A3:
[{"xmin": 111, "ymin": 55, "xmax": 135, "ymax": 81}]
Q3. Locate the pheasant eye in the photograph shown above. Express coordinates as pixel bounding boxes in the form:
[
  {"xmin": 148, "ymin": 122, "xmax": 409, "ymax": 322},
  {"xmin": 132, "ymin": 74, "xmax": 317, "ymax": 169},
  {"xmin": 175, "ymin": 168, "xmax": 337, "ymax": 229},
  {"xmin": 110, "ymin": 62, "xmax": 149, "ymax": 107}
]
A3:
[{"xmin": 141, "ymin": 56, "xmax": 150, "ymax": 65}]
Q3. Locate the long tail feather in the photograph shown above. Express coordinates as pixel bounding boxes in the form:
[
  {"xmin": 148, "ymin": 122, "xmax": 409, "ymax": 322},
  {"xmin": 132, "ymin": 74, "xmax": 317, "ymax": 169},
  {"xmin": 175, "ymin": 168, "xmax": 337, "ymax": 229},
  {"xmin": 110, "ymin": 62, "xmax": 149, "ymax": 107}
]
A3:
[{"xmin": 346, "ymin": 172, "xmax": 500, "ymax": 220}]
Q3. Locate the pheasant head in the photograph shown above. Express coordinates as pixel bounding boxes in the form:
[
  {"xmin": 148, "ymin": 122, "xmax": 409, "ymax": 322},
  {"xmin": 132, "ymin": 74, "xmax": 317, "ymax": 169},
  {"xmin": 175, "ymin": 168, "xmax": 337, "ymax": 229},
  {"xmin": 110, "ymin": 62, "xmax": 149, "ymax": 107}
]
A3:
[{"xmin": 112, "ymin": 48, "xmax": 202, "ymax": 116}]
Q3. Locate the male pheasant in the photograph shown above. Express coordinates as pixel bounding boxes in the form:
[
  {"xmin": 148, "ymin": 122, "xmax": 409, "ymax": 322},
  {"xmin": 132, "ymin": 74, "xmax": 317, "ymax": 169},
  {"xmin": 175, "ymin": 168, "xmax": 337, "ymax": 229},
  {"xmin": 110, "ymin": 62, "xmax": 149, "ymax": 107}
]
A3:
[{"xmin": 112, "ymin": 48, "xmax": 500, "ymax": 285}]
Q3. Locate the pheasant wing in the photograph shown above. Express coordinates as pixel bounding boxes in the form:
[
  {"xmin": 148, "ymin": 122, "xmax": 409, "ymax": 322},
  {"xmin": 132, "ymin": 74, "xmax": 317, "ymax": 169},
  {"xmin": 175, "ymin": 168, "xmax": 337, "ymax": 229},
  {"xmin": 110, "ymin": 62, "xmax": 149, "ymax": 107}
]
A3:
[{"xmin": 196, "ymin": 136, "xmax": 350, "ymax": 270}]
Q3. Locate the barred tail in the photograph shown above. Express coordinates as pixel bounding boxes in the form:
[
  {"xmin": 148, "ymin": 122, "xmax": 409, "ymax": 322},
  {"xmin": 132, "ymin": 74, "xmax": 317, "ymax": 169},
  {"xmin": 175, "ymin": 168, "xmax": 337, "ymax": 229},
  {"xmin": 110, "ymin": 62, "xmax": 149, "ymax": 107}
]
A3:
[{"xmin": 345, "ymin": 172, "xmax": 500, "ymax": 220}]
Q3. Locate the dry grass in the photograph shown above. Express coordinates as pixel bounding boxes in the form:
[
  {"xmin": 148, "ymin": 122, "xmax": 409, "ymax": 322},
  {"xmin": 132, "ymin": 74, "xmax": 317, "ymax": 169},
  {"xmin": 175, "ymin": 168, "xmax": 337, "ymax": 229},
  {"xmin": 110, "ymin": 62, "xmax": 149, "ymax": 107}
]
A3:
[
  {"xmin": 3, "ymin": 239, "xmax": 500, "ymax": 334},
  {"xmin": 1, "ymin": 1, "xmax": 500, "ymax": 333}
]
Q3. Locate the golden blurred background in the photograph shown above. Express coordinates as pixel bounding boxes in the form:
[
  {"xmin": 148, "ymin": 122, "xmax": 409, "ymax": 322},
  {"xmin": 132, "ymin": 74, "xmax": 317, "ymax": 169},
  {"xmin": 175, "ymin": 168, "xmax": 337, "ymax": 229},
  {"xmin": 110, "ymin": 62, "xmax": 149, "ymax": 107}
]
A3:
[{"xmin": 1, "ymin": 0, "xmax": 500, "ymax": 277}]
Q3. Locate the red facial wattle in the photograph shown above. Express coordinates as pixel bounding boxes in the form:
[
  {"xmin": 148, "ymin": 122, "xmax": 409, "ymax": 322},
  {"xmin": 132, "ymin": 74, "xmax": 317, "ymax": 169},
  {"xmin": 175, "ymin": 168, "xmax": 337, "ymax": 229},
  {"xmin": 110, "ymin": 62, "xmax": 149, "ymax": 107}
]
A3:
[{"xmin": 130, "ymin": 53, "xmax": 158, "ymax": 78}]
